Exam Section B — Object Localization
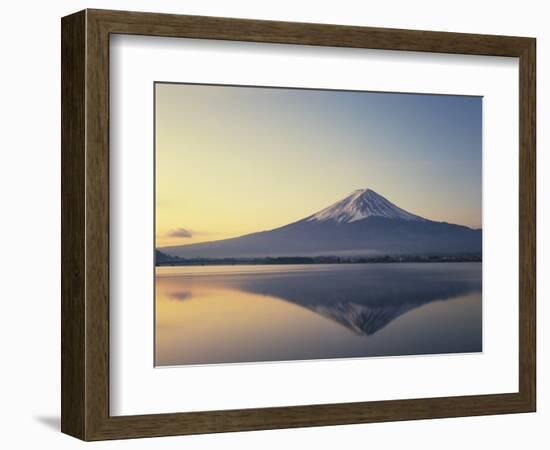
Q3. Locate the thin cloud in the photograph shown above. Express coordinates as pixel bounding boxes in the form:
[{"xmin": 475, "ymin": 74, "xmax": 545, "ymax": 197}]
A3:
[
  {"xmin": 167, "ymin": 228, "xmax": 193, "ymax": 238},
  {"xmin": 170, "ymin": 291, "xmax": 193, "ymax": 301}
]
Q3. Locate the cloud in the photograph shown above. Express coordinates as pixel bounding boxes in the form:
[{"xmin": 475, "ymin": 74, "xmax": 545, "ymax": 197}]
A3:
[
  {"xmin": 167, "ymin": 228, "xmax": 193, "ymax": 238},
  {"xmin": 170, "ymin": 291, "xmax": 193, "ymax": 301}
]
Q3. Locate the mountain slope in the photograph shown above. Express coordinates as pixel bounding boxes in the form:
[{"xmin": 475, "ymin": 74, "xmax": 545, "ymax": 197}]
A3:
[{"xmin": 161, "ymin": 188, "xmax": 482, "ymax": 258}]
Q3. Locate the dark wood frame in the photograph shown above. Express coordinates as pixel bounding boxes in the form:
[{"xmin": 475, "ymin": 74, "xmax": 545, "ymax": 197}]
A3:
[{"xmin": 61, "ymin": 8, "xmax": 536, "ymax": 441}]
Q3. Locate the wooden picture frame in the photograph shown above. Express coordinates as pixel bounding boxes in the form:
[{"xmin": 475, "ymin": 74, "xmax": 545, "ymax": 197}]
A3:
[{"xmin": 61, "ymin": 9, "xmax": 536, "ymax": 441}]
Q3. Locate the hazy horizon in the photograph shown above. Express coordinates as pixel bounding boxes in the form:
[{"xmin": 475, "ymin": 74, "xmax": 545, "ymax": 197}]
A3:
[{"xmin": 156, "ymin": 83, "xmax": 482, "ymax": 247}]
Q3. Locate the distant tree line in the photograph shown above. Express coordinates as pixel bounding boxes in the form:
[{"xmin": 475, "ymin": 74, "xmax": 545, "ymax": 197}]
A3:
[{"xmin": 155, "ymin": 252, "xmax": 482, "ymax": 267}]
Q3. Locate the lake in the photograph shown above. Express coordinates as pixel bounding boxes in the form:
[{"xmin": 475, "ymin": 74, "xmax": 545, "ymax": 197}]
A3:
[{"xmin": 155, "ymin": 262, "xmax": 482, "ymax": 366}]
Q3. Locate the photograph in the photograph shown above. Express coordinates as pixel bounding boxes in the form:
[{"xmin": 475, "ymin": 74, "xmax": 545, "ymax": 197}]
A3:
[{"xmin": 154, "ymin": 83, "xmax": 483, "ymax": 366}]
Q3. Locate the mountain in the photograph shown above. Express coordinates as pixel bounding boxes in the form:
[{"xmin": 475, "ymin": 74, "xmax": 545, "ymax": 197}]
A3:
[
  {"xmin": 161, "ymin": 188, "xmax": 482, "ymax": 258},
  {"xmin": 155, "ymin": 249, "xmax": 178, "ymax": 264}
]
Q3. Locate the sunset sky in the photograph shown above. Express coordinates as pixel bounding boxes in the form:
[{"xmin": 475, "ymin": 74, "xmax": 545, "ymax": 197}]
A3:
[{"xmin": 155, "ymin": 83, "xmax": 482, "ymax": 247}]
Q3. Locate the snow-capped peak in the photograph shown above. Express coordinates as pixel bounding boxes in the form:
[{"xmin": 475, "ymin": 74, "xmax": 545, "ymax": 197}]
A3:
[{"xmin": 306, "ymin": 188, "xmax": 426, "ymax": 223}]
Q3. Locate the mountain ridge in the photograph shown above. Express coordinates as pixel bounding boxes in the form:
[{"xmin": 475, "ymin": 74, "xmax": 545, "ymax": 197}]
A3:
[{"xmin": 160, "ymin": 188, "xmax": 481, "ymax": 259}]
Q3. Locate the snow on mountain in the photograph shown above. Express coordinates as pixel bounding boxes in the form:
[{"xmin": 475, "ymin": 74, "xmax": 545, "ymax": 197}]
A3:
[{"xmin": 306, "ymin": 188, "xmax": 426, "ymax": 223}]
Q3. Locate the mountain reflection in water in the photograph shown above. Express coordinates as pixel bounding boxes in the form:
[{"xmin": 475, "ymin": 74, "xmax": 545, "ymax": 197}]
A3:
[{"xmin": 156, "ymin": 263, "xmax": 482, "ymax": 366}]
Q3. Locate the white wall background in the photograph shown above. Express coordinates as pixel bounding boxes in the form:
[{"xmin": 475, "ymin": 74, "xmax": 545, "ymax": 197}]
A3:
[{"xmin": 0, "ymin": 0, "xmax": 546, "ymax": 448}]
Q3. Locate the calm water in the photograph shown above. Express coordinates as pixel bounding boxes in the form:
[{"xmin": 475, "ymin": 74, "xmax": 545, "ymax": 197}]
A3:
[{"xmin": 155, "ymin": 263, "xmax": 482, "ymax": 366}]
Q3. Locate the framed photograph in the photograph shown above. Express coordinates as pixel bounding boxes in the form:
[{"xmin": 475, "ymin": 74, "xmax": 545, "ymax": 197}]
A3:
[{"xmin": 61, "ymin": 9, "xmax": 536, "ymax": 440}]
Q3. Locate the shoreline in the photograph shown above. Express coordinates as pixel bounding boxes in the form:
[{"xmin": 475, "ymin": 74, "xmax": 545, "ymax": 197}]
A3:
[{"xmin": 156, "ymin": 255, "xmax": 482, "ymax": 267}]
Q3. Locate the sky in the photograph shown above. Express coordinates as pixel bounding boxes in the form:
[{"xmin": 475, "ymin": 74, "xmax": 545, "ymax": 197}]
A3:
[{"xmin": 155, "ymin": 83, "xmax": 482, "ymax": 247}]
